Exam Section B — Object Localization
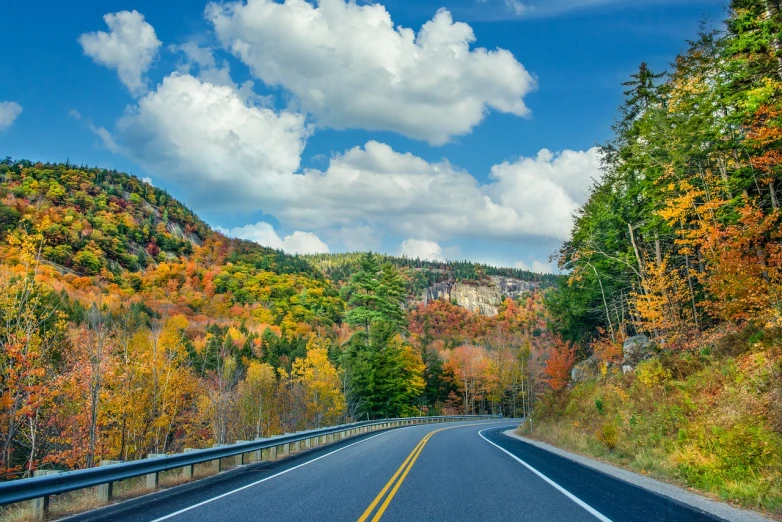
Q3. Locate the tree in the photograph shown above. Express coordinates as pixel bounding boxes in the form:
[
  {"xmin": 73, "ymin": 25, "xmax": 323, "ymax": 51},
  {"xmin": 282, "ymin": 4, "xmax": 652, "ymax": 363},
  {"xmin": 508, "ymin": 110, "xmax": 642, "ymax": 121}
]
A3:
[
  {"xmin": 446, "ymin": 345, "xmax": 489, "ymax": 414},
  {"xmin": 344, "ymin": 253, "xmax": 383, "ymax": 336},
  {"xmin": 291, "ymin": 338, "xmax": 345, "ymax": 428},
  {"xmin": 542, "ymin": 339, "xmax": 576, "ymax": 392},
  {"xmin": 0, "ymin": 224, "xmax": 64, "ymax": 475},
  {"xmin": 236, "ymin": 361, "xmax": 276, "ymax": 439}
]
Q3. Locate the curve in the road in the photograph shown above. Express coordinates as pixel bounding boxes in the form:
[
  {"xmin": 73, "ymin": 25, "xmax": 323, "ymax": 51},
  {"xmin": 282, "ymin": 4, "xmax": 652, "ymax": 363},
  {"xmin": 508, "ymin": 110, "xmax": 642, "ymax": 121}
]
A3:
[{"xmin": 64, "ymin": 421, "xmax": 739, "ymax": 522}]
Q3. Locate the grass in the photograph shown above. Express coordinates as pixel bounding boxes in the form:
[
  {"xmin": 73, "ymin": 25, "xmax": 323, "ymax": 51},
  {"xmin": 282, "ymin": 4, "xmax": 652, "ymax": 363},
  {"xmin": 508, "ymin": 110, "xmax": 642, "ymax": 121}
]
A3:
[{"xmin": 524, "ymin": 325, "xmax": 782, "ymax": 516}]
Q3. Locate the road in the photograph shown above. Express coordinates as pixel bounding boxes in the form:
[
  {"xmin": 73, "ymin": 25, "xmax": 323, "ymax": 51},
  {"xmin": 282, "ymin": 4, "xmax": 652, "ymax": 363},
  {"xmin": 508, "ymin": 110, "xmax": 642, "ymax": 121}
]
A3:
[{"xmin": 70, "ymin": 420, "xmax": 728, "ymax": 522}]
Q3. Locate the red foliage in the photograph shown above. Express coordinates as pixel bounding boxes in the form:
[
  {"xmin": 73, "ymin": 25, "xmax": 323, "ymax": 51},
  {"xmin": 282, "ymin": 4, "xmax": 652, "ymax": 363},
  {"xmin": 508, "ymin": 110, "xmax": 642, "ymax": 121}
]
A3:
[{"xmin": 542, "ymin": 338, "xmax": 576, "ymax": 392}]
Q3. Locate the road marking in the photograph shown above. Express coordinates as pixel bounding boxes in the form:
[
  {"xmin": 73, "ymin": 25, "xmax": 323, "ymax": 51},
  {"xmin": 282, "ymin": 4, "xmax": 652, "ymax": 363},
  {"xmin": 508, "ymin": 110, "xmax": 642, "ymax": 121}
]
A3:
[
  {"xmin": 359, "ymin": 421, "xmax": 507, "ymax": 522},
  {"xmin": 149, "ymin": 428, "xmax": 412, "ymax": 522},
  {"xmin": 478, "ymin": 428, "xmax": 613, "ymax": 522},
  {"xmin": 356, "ymin": 436, "xmax": 428, "ymax": 521}
]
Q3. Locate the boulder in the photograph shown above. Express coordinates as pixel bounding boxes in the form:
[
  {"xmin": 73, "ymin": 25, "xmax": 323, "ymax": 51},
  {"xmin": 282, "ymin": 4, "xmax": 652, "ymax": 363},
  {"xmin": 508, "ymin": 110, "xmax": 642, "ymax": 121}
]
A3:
[
  {"xmin": 623, "ymin": 334, "xmax": 652, "ymax": 365},
  {"xmin": 571, "ymin": 355, "xmax": 600, "ymax": 383}
]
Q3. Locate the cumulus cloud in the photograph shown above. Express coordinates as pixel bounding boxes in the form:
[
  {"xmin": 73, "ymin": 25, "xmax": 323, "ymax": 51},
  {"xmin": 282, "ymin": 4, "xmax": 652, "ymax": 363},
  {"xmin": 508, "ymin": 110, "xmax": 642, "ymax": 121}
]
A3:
[
  {"xmin": 110, "ymin": 72, "xmax": 307, "ymax": 205},
  {"xmin": 218, "ymin": 222, "xmax": 329, "ymax": 254},
  {"xmin": 515, "ymin": 259, "xmax": 555, "ymax": 274},
  {"xmin": 169, "ymin": 42, "xmax": 261, "ymax": 102},
  {"xmin": 79, "ymin": 10, "xmax": 162, "ymax": 96},
  {"xmin": 328, "ymin": 226, "xmax": 382, "ymax": 252},
  {"xmin": 101, "ymin": 76, "xmax": 598, "ymax": 241},
  {"xmin": 96, "ymin": 65, "xmax": 598, "ymax": 246},
  {"xmin": 400, "ymin": 239, "xmax": 445, "ymax": 261},
  {"xmin": 0, "ymin": 102, "xmax": 22, "ymax": 131},
  {"xmin": 207, "ymin": 0, "xmax": 535, "ymax": 144}
]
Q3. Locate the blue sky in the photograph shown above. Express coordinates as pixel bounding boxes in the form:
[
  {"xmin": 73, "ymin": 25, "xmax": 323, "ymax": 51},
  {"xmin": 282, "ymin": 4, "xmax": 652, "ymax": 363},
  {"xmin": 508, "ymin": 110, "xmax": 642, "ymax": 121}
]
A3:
[{"xmin": 0, "ymin": 0, "xmax": 723, "ymax": 271}]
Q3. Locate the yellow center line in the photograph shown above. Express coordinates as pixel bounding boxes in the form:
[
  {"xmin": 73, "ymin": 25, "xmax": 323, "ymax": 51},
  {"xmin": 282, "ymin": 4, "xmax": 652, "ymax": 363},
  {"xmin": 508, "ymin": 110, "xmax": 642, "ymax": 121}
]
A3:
[
  {"xmin": 357, "ymin": 421, "xmax": 502, "ymax": 522},
  {"xmin": 356, "ymin": 437, "xmax": 428, "ymax": 522}
]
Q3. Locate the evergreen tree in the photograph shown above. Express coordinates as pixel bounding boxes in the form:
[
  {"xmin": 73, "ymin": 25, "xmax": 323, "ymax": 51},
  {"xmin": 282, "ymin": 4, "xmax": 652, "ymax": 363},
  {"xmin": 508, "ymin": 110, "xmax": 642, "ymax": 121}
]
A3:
[{"xmin": 344, "ymin": 253, "xmax": 383, "ymax": 336}]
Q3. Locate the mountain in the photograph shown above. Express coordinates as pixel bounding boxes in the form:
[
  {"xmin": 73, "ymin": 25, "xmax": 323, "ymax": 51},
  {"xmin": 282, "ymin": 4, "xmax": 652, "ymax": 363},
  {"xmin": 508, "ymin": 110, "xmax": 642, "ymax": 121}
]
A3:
[{"xmin": 305, "ymin": 252, "xmax": 559, "ymax": 315}]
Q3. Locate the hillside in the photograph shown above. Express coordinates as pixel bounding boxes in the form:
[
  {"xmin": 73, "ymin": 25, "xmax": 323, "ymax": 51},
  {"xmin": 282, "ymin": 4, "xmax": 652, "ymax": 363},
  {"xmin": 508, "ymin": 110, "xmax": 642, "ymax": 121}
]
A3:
[
  {"xmin": 530, "ymin": 3, "xmax": 782, "ymax": 515},
  {"xmin": 0, "ymin": 158, "xmax": 548, "ymax": 482},
  {"xmin": 305, "ymin": 252, "xmax": 559, "ymax": 315}
]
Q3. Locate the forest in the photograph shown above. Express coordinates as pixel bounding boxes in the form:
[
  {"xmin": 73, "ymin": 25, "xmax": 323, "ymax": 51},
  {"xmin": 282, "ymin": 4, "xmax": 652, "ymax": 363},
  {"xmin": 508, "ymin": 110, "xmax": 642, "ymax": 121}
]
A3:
[
  {"xmin": 0, "ymin": 158, "xmax": 554, "ymax": 480},
  {"xmin": 535, "ymin": 0, "xmax": 782, "ymax": 513}
]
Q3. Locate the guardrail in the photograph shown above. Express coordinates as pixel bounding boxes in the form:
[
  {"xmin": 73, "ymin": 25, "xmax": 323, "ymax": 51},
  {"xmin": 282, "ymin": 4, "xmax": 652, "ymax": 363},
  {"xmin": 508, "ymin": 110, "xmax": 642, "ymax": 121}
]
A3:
[{"xmin": 0, "ymin": 415, "xmax": 501, "ymax": 517}]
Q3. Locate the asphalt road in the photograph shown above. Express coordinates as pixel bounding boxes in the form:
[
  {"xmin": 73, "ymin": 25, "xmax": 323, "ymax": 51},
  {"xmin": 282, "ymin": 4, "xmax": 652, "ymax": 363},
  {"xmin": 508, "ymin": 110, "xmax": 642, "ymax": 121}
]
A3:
[{"xmin": 69, "ymin": 420, "xmax": 728, "ymax": 522}]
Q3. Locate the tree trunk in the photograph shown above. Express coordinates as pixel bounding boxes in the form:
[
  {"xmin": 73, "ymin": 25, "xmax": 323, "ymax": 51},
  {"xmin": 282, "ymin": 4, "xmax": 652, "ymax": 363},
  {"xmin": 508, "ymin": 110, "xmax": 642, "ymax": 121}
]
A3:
[
  {"xmin": 765, "ymin": 0, "xmax": 782, "ymax": 81},
  {"xmin": 628, "ymin": 223, "xmax": 645, "ymax": 281}
]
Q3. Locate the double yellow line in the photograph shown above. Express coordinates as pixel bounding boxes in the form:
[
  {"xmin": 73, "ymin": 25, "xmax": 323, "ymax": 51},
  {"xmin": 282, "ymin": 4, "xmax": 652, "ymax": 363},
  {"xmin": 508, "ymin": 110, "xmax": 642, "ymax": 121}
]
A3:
[{"xmin": 357, "ymin": 426, "xmax": 452, "ymax": 522}]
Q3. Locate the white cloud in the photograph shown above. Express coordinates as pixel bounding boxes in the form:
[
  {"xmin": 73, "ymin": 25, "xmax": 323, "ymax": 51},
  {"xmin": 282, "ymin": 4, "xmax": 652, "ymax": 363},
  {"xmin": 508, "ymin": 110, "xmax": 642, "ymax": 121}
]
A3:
[
  {"xmin": 89, "ymin": 124, "xmax": 120, "ymax": 153},
  {"xmin": 490, "ymin": 0, "xmax": 700, "ymax": 18},
  {"xmin": 328, "ymin": 226, "xmax": 382, "ymax": 252},
  {"xmin": 0, "ymin": 102, "xmax": 22, "ymax": 131},
  {"xmin": 68, "ymin": 109, "xmax": 82, "ymax": 120},
  {"xmin": 110, "ymin": 72, "xmax": 307, "ymax": 204},
  {"xmin": 96, "ymin": 67, "xmax": 598, "ymax": 246},
  {"xmin": 142, "ymin": 177, "xmax": 154, "ymax": 186},
  {"xmin": 207, "ymin": 0, "xmax": 535, "ymax": 144},
  {"xmin": 515, "ymin": 259, "xmax": 555, "ymax": 274},
  {"xmin": 281, "ymin": 142, "xmax": 599, "ymax": 241},
  {"xmin": 504, "ymin": 0, "xmax": 531, "ymax": 15},
  {"xmin": 400, "ymin": 239, "xmax": 445, "ymax": 261},
  {"xmin": 169, "ymin": 42, "xmax": 262, "ymax": 103},
  {"xmin": 218, "ymin": 222, "xmax": 329, "ymax": 255},
  {"xmin": 102, "ymin": 79, "xmax": 598, "ymax": 241},
  {"xmin": 79, "ymin": 10, "xmax": 162, "ymax": 96}
]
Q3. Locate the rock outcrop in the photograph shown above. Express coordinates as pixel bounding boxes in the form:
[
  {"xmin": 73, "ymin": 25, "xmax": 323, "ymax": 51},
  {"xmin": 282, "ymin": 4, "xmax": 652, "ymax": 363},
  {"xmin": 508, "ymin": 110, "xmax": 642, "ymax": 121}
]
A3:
[
  {"xmin": 571, "ymin": 356, "xmax": 600, "ymax": 382},
  {"xmin": 622, "ymin": 334, "xmax": 652, "ymax": 365},
  {"xmin": 421, "ymin": 276, "xmax": 538, "ymax": 316}
]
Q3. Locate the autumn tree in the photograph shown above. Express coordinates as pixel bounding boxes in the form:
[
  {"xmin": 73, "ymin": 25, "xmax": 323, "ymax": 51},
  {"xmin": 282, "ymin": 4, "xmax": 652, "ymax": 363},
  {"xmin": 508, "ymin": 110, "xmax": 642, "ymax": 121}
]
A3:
[
  {"xmin": 291, "ymin": 338, "xmax": 345, "ymax": 428},
  {"xmin": 542, "ymin": 339, "xmax": 576, "ymax": 392}
]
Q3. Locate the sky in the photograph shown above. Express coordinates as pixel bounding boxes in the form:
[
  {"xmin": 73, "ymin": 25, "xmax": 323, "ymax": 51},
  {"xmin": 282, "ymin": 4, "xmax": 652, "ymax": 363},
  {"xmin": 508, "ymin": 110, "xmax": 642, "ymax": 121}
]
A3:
[{"xmin": 0, "ymin": 0, "xmax": 724, "ymax": 272}]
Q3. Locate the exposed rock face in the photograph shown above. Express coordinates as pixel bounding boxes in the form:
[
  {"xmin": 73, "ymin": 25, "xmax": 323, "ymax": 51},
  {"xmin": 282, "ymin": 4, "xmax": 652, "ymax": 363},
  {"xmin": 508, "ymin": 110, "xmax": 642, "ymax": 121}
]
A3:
[
  {"xmin": 422, "ymin": 276, "xmax": 537, "ymax": 316},
  {"xmin": 167, "ymin": 221, "xmax": 203, "ymax": 247},
  {"xmin": 622, "ymin": 335, "xmax": 652, "ymax": 365},
  {"xmin": 572, "ymin": 356, "xmax": 600, "ymax": 382}
]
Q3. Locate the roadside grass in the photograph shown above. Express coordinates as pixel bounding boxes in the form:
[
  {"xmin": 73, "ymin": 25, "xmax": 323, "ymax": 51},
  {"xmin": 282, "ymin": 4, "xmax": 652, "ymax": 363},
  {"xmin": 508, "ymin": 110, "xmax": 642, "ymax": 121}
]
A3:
[{"xmin": 522, "ymin": 326, "xmax": 782, "ymax": 515}]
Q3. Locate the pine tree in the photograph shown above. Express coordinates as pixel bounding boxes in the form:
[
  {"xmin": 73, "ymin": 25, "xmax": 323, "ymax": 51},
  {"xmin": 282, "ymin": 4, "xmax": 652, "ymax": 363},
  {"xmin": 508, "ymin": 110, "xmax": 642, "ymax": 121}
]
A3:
[{"xmin": 344, "ymin": 253, "xmax": 383, "ymax": 336}]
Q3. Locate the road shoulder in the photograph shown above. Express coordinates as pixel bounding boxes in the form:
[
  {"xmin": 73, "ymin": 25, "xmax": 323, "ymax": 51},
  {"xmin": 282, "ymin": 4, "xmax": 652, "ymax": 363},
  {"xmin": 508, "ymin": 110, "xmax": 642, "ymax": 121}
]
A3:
[{"xmin": 502, "ymin": 429, "xmax": 775, "ymax": 522}]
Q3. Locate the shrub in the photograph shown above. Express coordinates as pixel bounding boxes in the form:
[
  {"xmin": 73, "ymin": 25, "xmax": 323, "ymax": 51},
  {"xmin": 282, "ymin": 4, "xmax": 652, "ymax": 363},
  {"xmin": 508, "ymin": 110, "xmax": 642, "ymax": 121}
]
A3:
[
  {"xmin": 596, "ymin": 421, "xmax": 619, "ymax": 450},
  {"xmin": 636, "ymin": 359, "xmax": 671, "ymax": 387}
]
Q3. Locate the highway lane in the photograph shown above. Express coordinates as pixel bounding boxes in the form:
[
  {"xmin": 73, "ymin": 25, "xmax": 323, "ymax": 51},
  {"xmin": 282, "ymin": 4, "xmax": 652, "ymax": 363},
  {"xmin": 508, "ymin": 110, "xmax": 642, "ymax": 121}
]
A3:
[{"xmin": 69, "ymin": 420, "xmax": 730, "ymax": 522}]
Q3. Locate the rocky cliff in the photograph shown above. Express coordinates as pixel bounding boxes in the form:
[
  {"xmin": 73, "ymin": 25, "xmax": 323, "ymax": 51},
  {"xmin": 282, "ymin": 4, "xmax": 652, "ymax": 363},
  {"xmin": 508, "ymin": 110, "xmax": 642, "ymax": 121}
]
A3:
[{"xmin": 421, "ymin": 276, "xmax": 537, "ymax": 316}]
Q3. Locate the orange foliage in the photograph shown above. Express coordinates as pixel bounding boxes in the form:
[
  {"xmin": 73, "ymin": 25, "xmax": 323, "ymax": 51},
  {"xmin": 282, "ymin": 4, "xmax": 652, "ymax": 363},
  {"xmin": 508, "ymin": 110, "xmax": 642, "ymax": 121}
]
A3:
[{"xmin": 542, "ymin": 338, "xmax": 576, "ymax": 392}]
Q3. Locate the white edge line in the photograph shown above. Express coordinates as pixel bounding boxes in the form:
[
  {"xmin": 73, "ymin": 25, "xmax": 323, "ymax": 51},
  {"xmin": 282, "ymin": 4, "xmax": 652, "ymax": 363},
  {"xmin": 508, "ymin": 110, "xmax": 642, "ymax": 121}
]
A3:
[
  {"xmin": 150, "ymin": 427, "xmax": 413, "ymax": 522},
  {"xmin": 478, "ymin": 427, "xmax": 613, "ymax": 522}
]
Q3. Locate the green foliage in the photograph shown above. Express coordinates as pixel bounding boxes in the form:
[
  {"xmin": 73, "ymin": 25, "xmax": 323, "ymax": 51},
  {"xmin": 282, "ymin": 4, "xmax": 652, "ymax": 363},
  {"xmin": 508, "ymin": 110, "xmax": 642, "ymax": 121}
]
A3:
[
  {"xmin": 305, "ymin": 251, "xmax": 560, "ymax": 299},
  {"xmin": 0, "ymin": 160, "xmax": 210, "ymax": 273}
]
